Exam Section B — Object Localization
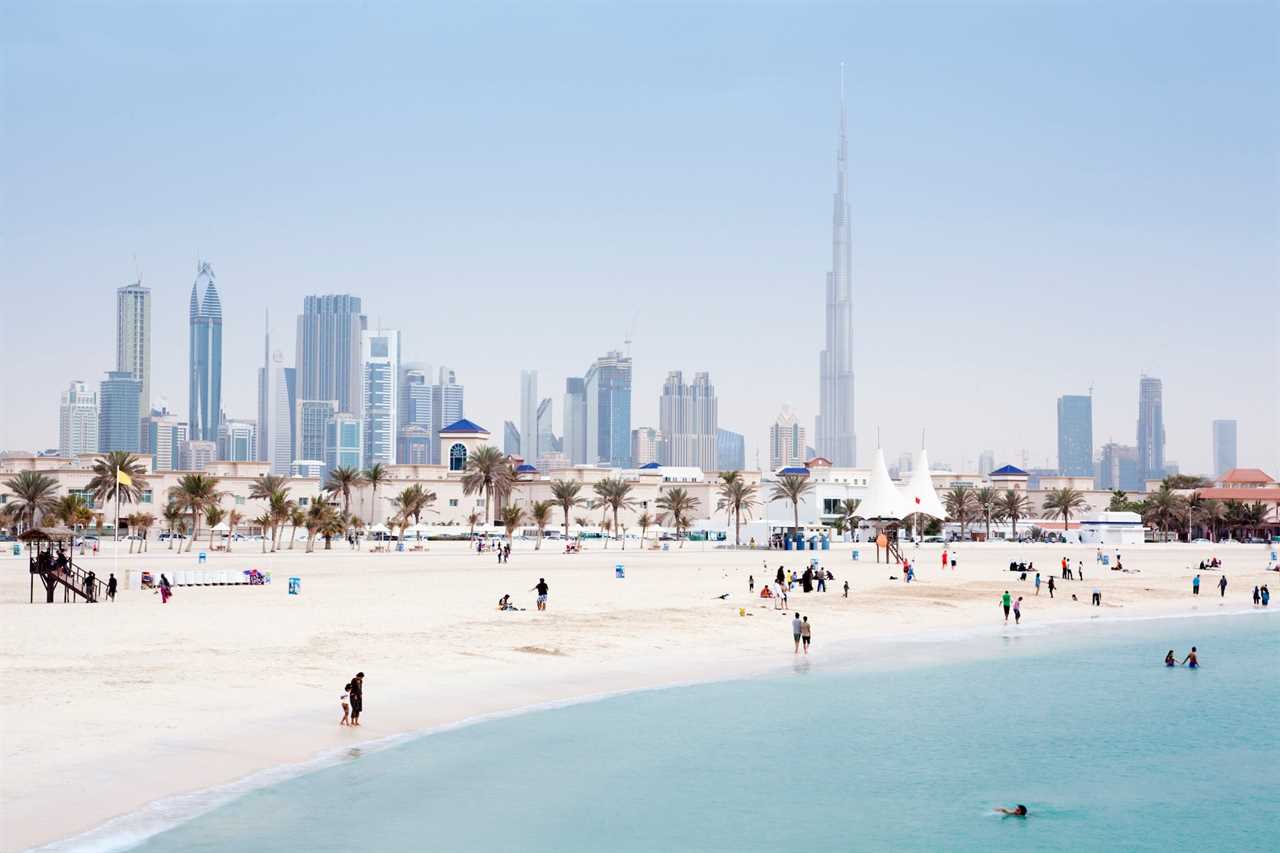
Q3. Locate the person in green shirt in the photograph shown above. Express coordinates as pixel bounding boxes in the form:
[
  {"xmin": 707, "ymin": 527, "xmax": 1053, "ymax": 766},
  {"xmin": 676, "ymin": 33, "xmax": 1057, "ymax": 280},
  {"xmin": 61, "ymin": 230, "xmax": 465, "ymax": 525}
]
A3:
[{"xmin": 1001, "ymin": 590, "xmax": 1012, "ymax": 623}]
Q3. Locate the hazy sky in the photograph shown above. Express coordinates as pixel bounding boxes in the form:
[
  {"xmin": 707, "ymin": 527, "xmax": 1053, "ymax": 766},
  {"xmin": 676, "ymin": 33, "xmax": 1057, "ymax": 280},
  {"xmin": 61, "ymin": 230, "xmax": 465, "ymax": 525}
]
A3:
[{"xmin": 3, "ymin": 2, "xmax": 1277, "ymax": 475}]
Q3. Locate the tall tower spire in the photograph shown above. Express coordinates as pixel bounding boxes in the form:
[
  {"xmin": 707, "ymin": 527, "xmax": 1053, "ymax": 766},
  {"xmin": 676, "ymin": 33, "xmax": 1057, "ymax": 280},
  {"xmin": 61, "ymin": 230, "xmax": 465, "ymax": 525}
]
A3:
[{"xmin": 816, "ymin": 65, "xmax": 857, "ymax": 467}]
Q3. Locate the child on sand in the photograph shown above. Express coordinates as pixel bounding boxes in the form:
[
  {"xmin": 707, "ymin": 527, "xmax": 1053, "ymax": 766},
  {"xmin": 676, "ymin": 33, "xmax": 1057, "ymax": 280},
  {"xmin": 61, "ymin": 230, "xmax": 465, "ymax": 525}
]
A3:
[{"xmin": 339, "ymin": 683, "xmax": 351, "ymax": 726}]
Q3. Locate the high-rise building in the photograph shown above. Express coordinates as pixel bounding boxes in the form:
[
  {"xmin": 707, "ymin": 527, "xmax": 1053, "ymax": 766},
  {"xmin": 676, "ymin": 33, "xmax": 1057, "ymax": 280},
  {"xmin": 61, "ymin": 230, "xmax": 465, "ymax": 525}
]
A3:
[
  {"xmin": 585, "ymin": 351, "xmax": 632, "ymax": 468},
  {"xmin": 324, "ymin": 412, "xmax": 363, "ymax": 474},
  {"xmin": 397, "ymin": 425, "xmax": 433, "ymax": 465},
  {"xmin": 503, "ymin": 421, "xmax": 522, "ymax": 456},
  {"xmin": 296, "ymin": 295, "xmax": 367, "ymax": 416},
  {"xmin": 1098, "ymin": 442, "xmax": 1142, "ymax": 492},
  {"xmin": 179, "ymin": 440, "xmax": 216, "ymax": 471},
  {"xmin": 188, "ymin": 262, "xmax": 223, "ymax": 442},
  {"xmin": 398, "ymin": 363, "xmax": 434, "ymax": 463},
  {"xmin": 1136, "ymin": 376, "xmax": 1165, "ymax": 483},
  {"xmin": 978, "ymin": 450, "xmax": 995, "ymax": 477},
  {"xmin": 116, "ymin": 280, "xmax": 151, "ymax": 418},
  {"xmin": 59, "ymin": 381, "xmax": 99, "ymax": 458},
  {"xmin": 631, "ymin": 427, "xmax": 661, "ymax": 467},
  {"xmin": 296, "ymin": 400, "xmax": 338, "ymax": 463},
  {"xmin": 1212, "ymin": 420, "xmax": 1237, "ymax": 478},
  {"xmin": 431, "ymin": 367, "xmax": 464, "ymax": 465},
  {"xmin": 1056, "ymin": 394, "xmax": 1094, "ymax": 476},
  {"xmin": 361, "ymin": 329, "xmax": 400, "ymax": 467},
  {"xmin": 258, "ymin": 321, "xmax": 297, "ymax": 476},
  {"xmin": 143, "ymin": 409, "xmax": 187, "ymax": 471},
  {"xmin": 217, "ymin": 420, "xmax": 257, "ymax": 462},
  {"xmin": 563, "ymin": 377, "xmax": 587, "ymax": 465},
  {"xmin": 520, "ymin": 370, "xmax": 539, "ymax": 462},
  {"xmin": 769, "ymin": 405, "xmax": 806, "ymax": 471},
  {"xmin": 658, "ymin": 370, "xmax": 717, "ymax": 469},
  {"xmin": 816, "ymin": 69, "xmax": 856, "ymax": 467},
  {"xmin": 717, "ymin": 428, "xmax": 745, "ymax": 472},
  {"xmin": 99, "ymin": 371, "xmax": 142, "ymax": 452},
  {"xmin": 536, "ymin": 397, "xmax": 554, "ymax": 460}
]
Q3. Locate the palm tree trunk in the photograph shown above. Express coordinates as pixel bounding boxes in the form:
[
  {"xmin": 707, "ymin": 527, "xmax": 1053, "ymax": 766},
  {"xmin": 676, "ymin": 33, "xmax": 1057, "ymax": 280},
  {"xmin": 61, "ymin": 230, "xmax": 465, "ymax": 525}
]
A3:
[{"xmin": 735, "ymin": 508, "xmax": 741, "ymax": 547}]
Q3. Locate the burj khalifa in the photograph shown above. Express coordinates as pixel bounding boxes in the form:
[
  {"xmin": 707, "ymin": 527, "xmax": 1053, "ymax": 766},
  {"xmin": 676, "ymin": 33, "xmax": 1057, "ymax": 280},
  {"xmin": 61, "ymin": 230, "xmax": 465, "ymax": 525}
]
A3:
[{"xmin": 816, "ymin": 68, "xmax": 856, "ymax": 467}]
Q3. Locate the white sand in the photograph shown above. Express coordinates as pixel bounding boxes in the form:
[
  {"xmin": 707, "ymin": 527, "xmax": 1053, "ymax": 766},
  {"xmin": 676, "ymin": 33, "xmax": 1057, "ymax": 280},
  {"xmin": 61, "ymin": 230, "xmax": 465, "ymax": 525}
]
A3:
[{"xmin": 2, "ymin": 539, "xmax": 1275, "ymax": 851}]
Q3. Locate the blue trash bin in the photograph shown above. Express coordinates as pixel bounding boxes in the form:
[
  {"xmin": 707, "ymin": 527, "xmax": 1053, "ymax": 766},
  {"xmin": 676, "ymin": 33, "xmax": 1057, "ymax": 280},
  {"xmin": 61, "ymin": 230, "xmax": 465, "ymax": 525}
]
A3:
[
  {"xmin": 198, "ymin": 551, "xmax": 207, "ymax": 564},
  {"xmin": 784, "ymin": 537, "xmax": 792, "ymax": 551},
  {"xmin": 615, "ymin": 563, "xmax": 625, "ymax": 579},
  {"xmin": 288, "ymin": 576, "xmax": 300, "ymax": 595},
  {"xmin": 821, "ymin": 536, "xmax": 830, "ymax": 550},
  {"xmin": 11, "ymin": 543, "xmax": 20, "ymax": 556},
  {"xmin": 1101, "ymin": 555, "xmax": 1110, "ymax": 566},
  {"xmin": 397, "ymin": 542, "xmax": 405, "ymax": 552},
  {"xmin": 852, "ymin": 549, "xmax": 860, "ymax": 561}
]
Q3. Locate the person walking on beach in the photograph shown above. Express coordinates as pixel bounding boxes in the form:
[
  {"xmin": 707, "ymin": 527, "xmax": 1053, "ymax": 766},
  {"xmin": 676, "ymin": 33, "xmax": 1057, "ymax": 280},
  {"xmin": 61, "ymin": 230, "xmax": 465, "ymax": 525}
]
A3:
[
  {"xmin": 792, "ymin": 613, "xmax": 803, "ymax": 654},
  {"xmin": 843, "ymin": 580, "xmax": 849, "ymax": 599},
  {"xmin": 1091, "ymin": 587, "xmax": 1102, "ymax": 606},
  {"xmin": 349, "ymin": 673, "xmax": 364, "ymax": 725},
  {"xmin": 106, "ymin": 573, "xmax": 117, "ymax": 601},
  {"xmin": 339, "ymin": 682, "xmax": 351, "ymax": 726},
  {"xmin": 1193, "ymin": 574, "xmax": 1201, "ymax": 596},
  {"xmin": 1013, "ymin": 596, "xmax": 1022, "ymax": 625},
  {"xmin": 159, "ymin": 573, "xmax": 173, "ymax": 604},
  {"xmin": 800, "ymin": 616, "xmax": 812, "ymax": 654},
  {"xmin": 1262, "ymin": 585, "xmax": 1270, "ymax": 607},
  {"xmin": 1047, "ymin": 576, "xmax": 1056, "ymax": 599},
  {"xmin": 532, "ymin": 578, "xmax": 549, "ymax": 611},
  {"xmin": 941, "ymin": 548, "xmax": 948, "ymax": 570},
  {"xmin": 1253, "ymin": 586, "xmax": 1261, "ymax": 606},
  {"xmin": 1077, "ymin": 561, "xmax": 1084, "ymax": 582},
  {"xmin": 1001, "ymin": 591, "xmax": 1012, "ymax": 623},
  {"xmin": 748, "ymin": 574, "xmax": 754, "ymax": 592},
  {"xmin": 1034, "ymin": 572, "xmax": 1041, "ymax": 596},
  {"xmin": 1218, "ymin": 575, "xmax": 1228, "ymax": 598}
]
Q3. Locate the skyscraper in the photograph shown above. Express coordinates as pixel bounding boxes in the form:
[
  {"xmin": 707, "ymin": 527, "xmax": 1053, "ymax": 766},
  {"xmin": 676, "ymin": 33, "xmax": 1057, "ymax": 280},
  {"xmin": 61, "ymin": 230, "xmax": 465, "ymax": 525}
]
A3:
[
  {"xmin": 324, "ymin": 412, "xmax": 363, "ymax": 474},
  {"xmin": 296, "ymin": 295, "xmax": 367, "ymax": 415},
  {"xmin": 398, "ymin": 364, "xmax": 434, "ymax": 463},
  {"xmin": 1098, "ymin": 442, "xmax": 1141, "ymax": 492},
  {"xmin": 179, "ymin": 440, "xmax": 216, "ymax": 471},
  {"xmin": 716, "ymin": 428, "xmax": 745, "ymax": 472},
  {"xmin": 116, "ymin": 280, "xmax": 151, "ymax": 417},
  {"xmin": 59, "ymin": 380, "xmax": 99, "ymax": 458},
  {"xmin": 188, "ymin": 262, "xmax": 223, "ymax": 442},
  {"xmin": 658, "ymin": 370, "xmax": 717, "ymax": 469},
  {"xmin": 258, "ymin": 320, "xmax": 297, "ymax": 475},
  {"xmin": 361, "ymin": 329, "xmax": 400, "ymax": 467},
  {"xmin": 816, "ymin": 68, "xmax": 856, "ymax": 467},
  {"xmin": 1136, "ymin": 376, "xmax": 1165, "ymax": 483},
  {"xmin": 536, "ymin": 397, "xmax": 554, "ymax": 461},
  {"xmin": 432, "ymin": 367, "xmax": 464, "ymax": 464},
  {"xmin": 563, "ymin": 377, "xmax": 587, "ymax": 465},
  {"xmin": 978, "ymin": 450, "xmax": 995, "ymax": 477},
  {"xmin": 99, "ymin": 371, "xmax": 142, "ymax": 452},
  {"xmin": 631, "ymin": 427, "xmax": 661, "ymax": 467},
  {"xmin": 585, "ymin": 351, "xmax": 632, "ymax": 468},
  {"xmin": 1212, "ymin": 419, "xmax": 1237, "ymax": 478},
  {"xmin": 1056, "ymin": 394, "xmax": 1094, "ymax": 476},
  {"xmin": 144, "ymin": 409, "xmax": 188, "ymax": 471},
  {"xmin": 770, "ymin": 405, "xmax": 806, "ymax": 471},
  {"xmin": 217, "ymin": 420, "xmax": 257, "ymax": 462},
  {"xmin": 503, "ymin": 421, "xmax": 522, "ymax": 456},
  {"xmin": 520, "ymin": 370, "xmax": 539, "ymax": 462},
  {"xmin": 296, "ymin": 400, "xmax": 337, "ymax": 462}
]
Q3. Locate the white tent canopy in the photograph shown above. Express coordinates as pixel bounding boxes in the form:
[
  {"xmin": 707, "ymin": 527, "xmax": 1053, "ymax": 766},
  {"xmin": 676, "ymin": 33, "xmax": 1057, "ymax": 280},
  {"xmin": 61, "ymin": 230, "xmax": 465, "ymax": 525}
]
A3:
[
  {"xmin": 900, "ymin": 447, "xmax": 947, "ymax": 519},
  {"xmin": 857, "ymin": 448, "xmax": 907, "ymax": 520},
  {"xmin": 211, "ymin": 521, "xmax": 231, "ymax": 532},
  {"xmin": 366, "ymin": 522, "xmax": 391, "ymax": 534}
]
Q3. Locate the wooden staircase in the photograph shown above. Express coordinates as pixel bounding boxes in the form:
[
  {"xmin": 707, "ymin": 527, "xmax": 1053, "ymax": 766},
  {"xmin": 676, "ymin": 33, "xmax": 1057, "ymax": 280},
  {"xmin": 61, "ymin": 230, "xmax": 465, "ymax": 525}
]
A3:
[{"xmin": 30, "ymin": 555, "xmax": 106, "ymax": 603}]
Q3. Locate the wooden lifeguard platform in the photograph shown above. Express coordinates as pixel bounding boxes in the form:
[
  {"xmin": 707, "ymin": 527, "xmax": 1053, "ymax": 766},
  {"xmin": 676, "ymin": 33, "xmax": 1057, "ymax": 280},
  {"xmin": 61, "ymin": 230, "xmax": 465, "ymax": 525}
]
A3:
[{"xmin": 20, "ymin": 527, "xmax": 108, "ymax": 603}]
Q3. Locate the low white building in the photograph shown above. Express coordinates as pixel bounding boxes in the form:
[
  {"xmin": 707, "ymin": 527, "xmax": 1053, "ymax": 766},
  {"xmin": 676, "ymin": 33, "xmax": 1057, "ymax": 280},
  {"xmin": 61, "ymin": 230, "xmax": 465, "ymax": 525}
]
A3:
[{"xmin": 1078, "ymin": 511, "xmax": 1145, "ymax": 546}]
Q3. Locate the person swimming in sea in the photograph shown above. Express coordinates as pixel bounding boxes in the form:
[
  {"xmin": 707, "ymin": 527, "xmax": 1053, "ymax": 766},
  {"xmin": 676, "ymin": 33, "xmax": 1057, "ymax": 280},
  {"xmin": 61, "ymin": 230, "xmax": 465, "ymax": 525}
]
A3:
[
  {"xmin": 995, "ymin": 805, "xmax": 1028, "ymax": 817},
  {"xmin": 1164, "ymin": 650, "xmax": 1177, "ymax": 667},
  {"xmin": 1181, "ymin": 646, "xmax": 1199, "ymax": 668}
]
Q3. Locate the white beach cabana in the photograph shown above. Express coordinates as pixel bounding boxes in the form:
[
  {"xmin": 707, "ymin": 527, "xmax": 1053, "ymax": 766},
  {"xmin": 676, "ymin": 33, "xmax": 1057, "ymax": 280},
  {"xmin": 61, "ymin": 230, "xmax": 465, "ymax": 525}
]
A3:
[
  {"xmin": 900, "ymin": 447, "xmax": 946, "ymax": 520},
  {"xmin": 858, "ymin": 448, "xmax": 908, "ymax": 520}
]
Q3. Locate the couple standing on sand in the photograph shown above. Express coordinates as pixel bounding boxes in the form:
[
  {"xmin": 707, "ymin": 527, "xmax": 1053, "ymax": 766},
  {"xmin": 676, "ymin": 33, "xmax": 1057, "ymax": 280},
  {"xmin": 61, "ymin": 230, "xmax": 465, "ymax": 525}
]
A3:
[
  {"xmin": 340, "ymin": 672, "xmax": 364, "ymax": 726},
  {"xmin": 791, "ymin": 613, "xmax": 812, "ymax": 654}
]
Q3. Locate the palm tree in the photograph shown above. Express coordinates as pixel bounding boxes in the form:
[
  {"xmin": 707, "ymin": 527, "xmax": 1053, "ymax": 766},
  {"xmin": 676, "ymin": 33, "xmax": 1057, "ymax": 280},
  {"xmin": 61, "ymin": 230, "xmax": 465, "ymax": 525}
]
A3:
[
  {"xmin": 841, "ymin": 498, "xmax": 862, "ymax": 538},
  {"xmin": 168, "ymin": 473, "xmax": 222, "ymax": 552},
  {"xmin": 249, "ymin": 475, "xmax": 290, "ymax": 549},
  {"xmin": 593, "ymin": 478, "xmax": 636, "ymax": 549},
  {"xmin": 135, "ymin": 512, "xmax": 155, "ymax": 552},
  {"xmin": 87, "ymin": 452, "xmax": 147, "ymax": 533},
  {"xmin": 656, "ymin": 487, "xmax": 700, "ymax": 546},
  {"xmin": 529, "ymin": 500, "xmax": 554, "ymax": 549},
  {"xmin": 1200, "ymin": 499, "xmax": 1225, "ymax": 542},
  {"xmin": 466, "ymin": 511, "xmax": 481, "ymax": 539},
  {"xmin": 253, "ymin": 513, "xmax": 274, "ymax": 552},
  {"xmin": 995, "ymin": 490, "xmax": 1032, "ymax": 539},
  {"xmin": 974, "ymin": 487, "xmax": 998, "ymax": 541},
  {"xmin": 1140, "ymin": 484, "xmax": 1184, "ymax": 541},
  {"xmin": 460, "ymin": 446, "xmax": 511, "ymax": 526},
  {"xmin": 716, "ymin": 475, "xmax": 759, "ymax": 547},
  {"xmin": 573, "ymin": 515, "xmax": 592, "ymax": 540},
  {"xmin": 305, "ymin": 498, "xmax": 335, "ymax": 552},
  {"xmin": 769, "ymin": 474, "xmax": 815, "ymax": 541},
  {"xmin": 2, "ymin": 471, "xmax": 60, "ymax": 531},
  {"xmin": 550, "ymin": 480, "xmax": 585, "ymax": 544},
  {"xmin": 1107, "ymin": 490, "xmax": 1131, "ymax": 511},
  {"xmin": 1042, "ymin": 487, "xmax": 1089, "ymax": 539},
  {"xmin": 162, "ymin": 502, "xmax": 185, "ymax": 549},
  {"xmin": 499, "ymin": 504, "xmax": 525, "ymax": 543},
  {"xmin": 636, "ymin": 511, "xmax": 653, "ymax": 547},
  {"xmin": 319, "ymin": 506, "xmax": 346, "ymax": 550},
  {"xmin": 1181, "ymin": 491, "xmax": 1206, "ymax": 542},
  {"xmin": 324, "ymin": 466, "xmax": 365, "ymax": 517},
  {"xmin": 54, "ymin": 493, "xmax": 92, "ymax": 531},
  {"xmin": 944, "ymin": 485, "xmax": 979, "ymax": 539},
  {"xmin": 363, "ymin": 463, "xmax": 390, "ymax": 524},
  {"xmin": 287, "ymin": 507, "xmax": 306, "ymax": 549},
  {"xmin": 225, "ymin": 509, "xmax": 242, "ymax": 552},
  {"xmin": 205, "ymin": 505, "xmax": 226, "ymax": 550}
]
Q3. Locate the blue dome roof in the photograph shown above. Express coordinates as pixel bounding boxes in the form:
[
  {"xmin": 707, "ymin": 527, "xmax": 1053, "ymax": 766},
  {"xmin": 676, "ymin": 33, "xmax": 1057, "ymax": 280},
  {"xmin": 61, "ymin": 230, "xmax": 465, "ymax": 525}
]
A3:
[
  {"xmin": 779, "ymin": 466, "xmax": 810, "ymax": 476},
  {"xmin": 990, "ymin": 464, "xmax": 1027, "ymax": 476},
  {"xmin": 440, "ymin": 418, "xmax": 486, "ymax": 434},
  {"xmin": 515, "ymin": 463, "xmax": 537, "ymax": 473},
  {"xmin": 639, "ymin": 462, "xmax": 661, "ymax": 470}
]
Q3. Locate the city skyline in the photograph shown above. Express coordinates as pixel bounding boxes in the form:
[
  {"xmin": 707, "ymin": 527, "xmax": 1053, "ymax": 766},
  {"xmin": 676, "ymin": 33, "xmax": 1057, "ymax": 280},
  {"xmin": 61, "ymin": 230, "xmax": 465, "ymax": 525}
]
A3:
[{"xmin": 3, "ymin": 4, "xmax": 1276, "ymax": 474}]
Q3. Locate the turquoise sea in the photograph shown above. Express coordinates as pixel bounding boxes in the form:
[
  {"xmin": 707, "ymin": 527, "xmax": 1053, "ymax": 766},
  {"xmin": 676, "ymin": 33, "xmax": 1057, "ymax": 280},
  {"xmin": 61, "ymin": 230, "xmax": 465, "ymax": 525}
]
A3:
[{"xmin": 73, "ymin": 614, "xmax": 1279, "ymax": 852}]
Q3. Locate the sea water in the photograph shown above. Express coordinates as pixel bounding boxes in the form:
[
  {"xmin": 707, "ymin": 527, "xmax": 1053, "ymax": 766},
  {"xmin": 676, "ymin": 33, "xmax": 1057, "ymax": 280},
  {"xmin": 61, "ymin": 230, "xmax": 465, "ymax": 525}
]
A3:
[{"xmin": 86, "ymin": 614, "xmax": 1280, "ymax": 852}]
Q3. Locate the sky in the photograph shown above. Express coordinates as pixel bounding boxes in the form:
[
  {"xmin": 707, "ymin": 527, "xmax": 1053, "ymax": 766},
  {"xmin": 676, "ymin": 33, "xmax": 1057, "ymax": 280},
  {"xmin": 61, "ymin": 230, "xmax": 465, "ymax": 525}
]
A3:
[{"xmin": 2, "ymin": 1, "xmax": 1277, "ymax": 475}]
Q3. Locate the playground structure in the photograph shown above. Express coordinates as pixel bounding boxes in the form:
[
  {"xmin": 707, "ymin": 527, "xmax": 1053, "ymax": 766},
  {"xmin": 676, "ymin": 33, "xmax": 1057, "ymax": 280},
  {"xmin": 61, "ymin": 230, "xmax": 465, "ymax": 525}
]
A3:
[{"xmin": 21, "ymin": 527, "xmax": 108, "ymax": 604}]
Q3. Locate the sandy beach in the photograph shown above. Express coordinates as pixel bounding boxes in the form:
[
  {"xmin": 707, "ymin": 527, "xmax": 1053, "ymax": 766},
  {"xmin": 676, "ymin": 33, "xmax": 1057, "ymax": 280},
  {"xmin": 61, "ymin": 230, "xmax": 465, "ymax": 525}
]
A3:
[{"xmin": 2, "ymin": 538, "xmax": 1276, "ymax": 851}]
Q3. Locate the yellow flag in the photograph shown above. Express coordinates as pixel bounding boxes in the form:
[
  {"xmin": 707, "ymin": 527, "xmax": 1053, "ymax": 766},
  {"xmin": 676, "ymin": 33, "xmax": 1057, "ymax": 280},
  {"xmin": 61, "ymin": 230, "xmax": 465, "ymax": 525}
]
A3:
[{"xmin": 116, "ymin": 469, "xmax": 132, "ymax": 487}]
